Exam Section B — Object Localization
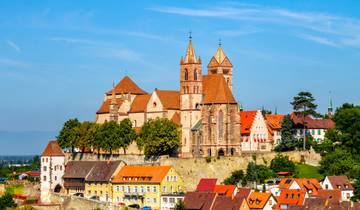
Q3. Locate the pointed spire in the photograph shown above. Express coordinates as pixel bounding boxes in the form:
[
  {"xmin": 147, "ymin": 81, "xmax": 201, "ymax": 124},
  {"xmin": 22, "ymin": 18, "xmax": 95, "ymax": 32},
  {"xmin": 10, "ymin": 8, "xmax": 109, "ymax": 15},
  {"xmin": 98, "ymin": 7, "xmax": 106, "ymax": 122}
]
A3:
[
  {"xmin": 184, "ymin": 33, "xmax": 197, "ymax": 63},
  {"xmin": 214, "ymin": 44, "xmax": 227, "ymax": 64},
  {"xmin": 328, "ymin": 91, "xmax": 334, "ymax": 116}
]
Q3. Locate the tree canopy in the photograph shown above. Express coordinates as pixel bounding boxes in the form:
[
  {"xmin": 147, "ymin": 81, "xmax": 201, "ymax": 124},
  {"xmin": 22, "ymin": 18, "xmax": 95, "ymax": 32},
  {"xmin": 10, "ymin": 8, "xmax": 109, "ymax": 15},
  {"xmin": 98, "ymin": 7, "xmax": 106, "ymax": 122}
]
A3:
[
  {"xmin": 291, "ymin": 91, "xmax": 318, "ymax": 116},
  {"xmin": 270, "ymin": 154, "xmax": 296, "ymax": 174},
  {"xmin": 138, "ymin": 118, "xmax": 180, "ymax": 157},
  {"xmin": 57, "ymin": 118, "xmax": 81, "ymax": 152}
]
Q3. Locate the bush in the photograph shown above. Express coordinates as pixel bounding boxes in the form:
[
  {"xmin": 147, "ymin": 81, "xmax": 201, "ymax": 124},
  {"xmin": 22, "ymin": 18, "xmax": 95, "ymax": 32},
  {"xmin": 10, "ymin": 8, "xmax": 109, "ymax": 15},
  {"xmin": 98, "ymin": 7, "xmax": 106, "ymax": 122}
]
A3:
[{"xmin": 205, "ymin": 157, "xmax": 211, "ymax": 163}]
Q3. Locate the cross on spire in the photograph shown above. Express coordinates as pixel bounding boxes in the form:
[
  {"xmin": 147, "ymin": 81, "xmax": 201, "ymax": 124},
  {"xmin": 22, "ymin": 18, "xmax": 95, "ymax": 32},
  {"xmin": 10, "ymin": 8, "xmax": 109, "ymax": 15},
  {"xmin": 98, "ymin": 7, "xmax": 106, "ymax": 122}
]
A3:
[
  {"xmin": 219, "ymin": 38, "xmax": 222, "ymax": 47},
  {"xmin": 189, "ymin": 31, "xmax": 192, "ymax": 40}
]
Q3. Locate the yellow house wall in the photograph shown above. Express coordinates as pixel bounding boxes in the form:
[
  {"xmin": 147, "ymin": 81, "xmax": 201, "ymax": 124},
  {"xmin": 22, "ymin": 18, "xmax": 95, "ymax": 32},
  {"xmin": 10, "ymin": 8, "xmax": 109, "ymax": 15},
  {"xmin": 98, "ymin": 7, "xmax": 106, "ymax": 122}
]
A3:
[
  {"xmin": 112, "ymin": 168, "xmax": 184, "ymax": 209},
  {"xmin": 85, "ymin": 182, "xmax": 112, "ymax": 202}
]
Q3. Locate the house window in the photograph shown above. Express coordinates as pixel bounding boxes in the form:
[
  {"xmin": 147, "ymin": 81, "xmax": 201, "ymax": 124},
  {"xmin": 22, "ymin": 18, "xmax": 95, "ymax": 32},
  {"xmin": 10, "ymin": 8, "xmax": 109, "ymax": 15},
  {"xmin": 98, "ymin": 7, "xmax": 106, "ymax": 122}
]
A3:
[
  {"xmin": 325, "ymin": 184, "xmax": 329, "ymax": 189},
  {"xmin": 116, "ymin": 186, "xmax": 120, "ymax": 192},
  {"xmin": 43, "ymin": 176, "xmax": 46, "ymax": 181},
  {"xmin": 163, "ymin": 197, "xmax": 168, "ymax": 203},
  {"xmin": 153, "ymin": 198, "xmax": 157, "ymax": 203},
  {"xmin": 134, "ymin": 186, "xmax": 138, "ymax": 193},
  {"xmin": 163, "ymin": 186, "xmax": 166, "ymax": 193},
  {"xmin": 312, "ymin": 129, "xmax": 315, "ymax": 135},
  {"xmin": 153, "ymin": 186, "xmax": 157, "ymax": 192},
  {"xmin": 54, "ymin": 176, "xmax": 57, "ymax": 181},
  {"xmin": 153, "ymin": 102, "xmax": 157, "ymax": 107},
  {"xmin": 147, "ymin": 186, "xmax": 150, "ymax": 192},
  {"xmin": 170, "ymin": 198, "xmax": 175, "ymax": 204},
  {"xmin": 88, "ymin": 190, "xmax": 91, "ymax": 194},
  {"xmin": 318, "ymin": 129, "xmax": 321, "ymax": 135},
  {"xmin": 43, "ymin": 166, "xmax": 47, "ymax": 171}
]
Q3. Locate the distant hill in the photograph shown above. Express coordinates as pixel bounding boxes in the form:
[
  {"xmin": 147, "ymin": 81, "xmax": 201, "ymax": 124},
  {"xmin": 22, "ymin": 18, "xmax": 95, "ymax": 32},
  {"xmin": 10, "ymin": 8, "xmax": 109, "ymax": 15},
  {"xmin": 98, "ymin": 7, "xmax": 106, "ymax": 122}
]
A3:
[{"xmin": 0, "ymin": 131, "xmax": 57, "ymax": 156}]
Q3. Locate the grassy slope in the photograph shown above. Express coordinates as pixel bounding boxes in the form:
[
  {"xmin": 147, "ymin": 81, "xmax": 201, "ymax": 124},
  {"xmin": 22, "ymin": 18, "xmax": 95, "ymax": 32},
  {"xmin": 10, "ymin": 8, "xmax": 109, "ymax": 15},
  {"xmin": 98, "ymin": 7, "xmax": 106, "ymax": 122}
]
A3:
[{"xmin": 295, "ymin": 164, "xmax": 323, "ymax": 180}]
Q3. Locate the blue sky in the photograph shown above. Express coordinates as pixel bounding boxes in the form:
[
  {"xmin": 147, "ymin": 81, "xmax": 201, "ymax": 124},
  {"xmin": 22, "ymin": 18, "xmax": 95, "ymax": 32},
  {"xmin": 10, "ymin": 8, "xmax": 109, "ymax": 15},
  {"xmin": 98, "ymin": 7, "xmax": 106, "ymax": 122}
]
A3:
[{"xmin": 1, "ymin": 0, "xmax": 360, "ymax": 155}]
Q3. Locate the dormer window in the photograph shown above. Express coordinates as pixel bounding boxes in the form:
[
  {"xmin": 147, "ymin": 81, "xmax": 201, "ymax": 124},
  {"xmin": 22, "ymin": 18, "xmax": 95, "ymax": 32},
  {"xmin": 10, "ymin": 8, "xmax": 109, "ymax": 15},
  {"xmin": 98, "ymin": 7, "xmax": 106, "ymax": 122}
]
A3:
[{"xmin": 153, "ymin": 102, "xmax": 157, "ymax": 107}]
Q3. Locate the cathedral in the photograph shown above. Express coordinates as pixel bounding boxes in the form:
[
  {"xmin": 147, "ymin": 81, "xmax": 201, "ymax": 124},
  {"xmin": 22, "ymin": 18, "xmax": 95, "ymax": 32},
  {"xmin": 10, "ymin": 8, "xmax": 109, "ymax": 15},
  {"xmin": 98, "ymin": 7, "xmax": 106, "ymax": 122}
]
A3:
[{"xmin": 96, "ymin": 37, "xmax": 241, "ymax": 157}]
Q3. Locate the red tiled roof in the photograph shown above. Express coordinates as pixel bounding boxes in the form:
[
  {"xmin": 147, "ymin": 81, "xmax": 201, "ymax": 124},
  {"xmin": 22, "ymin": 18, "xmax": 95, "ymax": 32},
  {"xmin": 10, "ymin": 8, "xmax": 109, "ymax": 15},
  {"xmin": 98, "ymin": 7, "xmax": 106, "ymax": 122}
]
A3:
[
  {"xmin": 184, "ymin": 191, "xmax": 217, "ymax": 210},
  {"xmin": 240, "ymin": 111, "xmax": 257, "ymax": 135},
  {"xmin": 295, "ymin": 178, "xmax": 322, "ymax": 195},
  {"xmin": 106, "ymin": 76, "xmax": 147, "ymax": 95},
  {"xmin": 327, "ymin": 176, "xmax": 354, "ymax": 190},
  {"xmin": 213, "ymin": 185, "xmax": 236, "ymax": 198},
  {"xmin": 129, "ymin": 94, "xmax": 151, "ymax": 113},
  {"xmin": 247, "ymin": 192, "xmax": 273, "ymax": 209},
  {"xmin": 196, "ymin": 178, "xmax": 217, "ymax": 192},
  {"xmin": 212, "ymin": 196, "xmax": 233, "ymax": 210},
  {"xmin": 155, "ymin": 90, "xmax": 180, "ymax": 110},
  {"xmin": 25, "ymin": 171, "xmax": 40, "ymax": 177},
  {"xmin": 291, "ymin": 113, "xmax": 335, "ymax": 129},
  {"xmin": 236, "ymin": 187, "xmax": 251, "ymax": 199},
  {"xmin": 266, "ymin": 114, "xmax": 284, "ymax": 130},
  {"xmin": 202, "ymin": 74, "xmax": 237, "ymax": 104},
  {"xmin": 42, "ymin": 140, "xmax": 64, "ymax": 156},
  {"xmin": 112, "ymin": 165, "xmax": 171, "ymax": 184},
  {"xmin": 277, "ymin": 189, "xmax": 306, "ymax": 206},
  {"xmin": 278, "ymin": 178, "xmax": 296, "ymax": 189},
  {"xmin": 96, "ymin": 98, "xmax": 123, "ymax": 114},
  {"xmin": 316, "ymin": 189, "xmax": 342, "ymax": 204}
]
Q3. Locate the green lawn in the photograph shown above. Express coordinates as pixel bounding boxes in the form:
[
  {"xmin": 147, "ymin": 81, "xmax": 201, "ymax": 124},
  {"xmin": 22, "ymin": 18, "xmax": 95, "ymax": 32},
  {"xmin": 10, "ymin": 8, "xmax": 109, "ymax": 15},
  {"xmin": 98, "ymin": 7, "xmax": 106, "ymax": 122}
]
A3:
[{"xmin": 295, "ymin": 164, "xmax": 323, "ymax": 180}]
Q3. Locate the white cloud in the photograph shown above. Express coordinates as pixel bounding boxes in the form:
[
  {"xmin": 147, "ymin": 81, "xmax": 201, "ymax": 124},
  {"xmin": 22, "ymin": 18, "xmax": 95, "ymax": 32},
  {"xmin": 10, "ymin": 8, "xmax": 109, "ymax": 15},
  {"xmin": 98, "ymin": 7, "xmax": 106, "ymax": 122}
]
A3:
[
  {"xmin": 150, "ymin": 5, "xmax": 360, "ymax": 48},
  {"xmin": 50, "ymin": 37, "xmax": 98, "ymax": 45},
  {"xmin": 298, "ymin": 34, "xmax": 339, "ymax": 47},
  {"xmin": 217, "ymin": 28, "xmax": 261, "ymax": 37},
  {"xmin": 95, "ymin": 48, "xmax": 141, "ymax": 62},
  {"xmin": 6, "ymin": 40, "xmax": 21, "ymax": 53},
  {"xmin": 0, "ymin": 59, "xmax": 28, "ymax": 68}
]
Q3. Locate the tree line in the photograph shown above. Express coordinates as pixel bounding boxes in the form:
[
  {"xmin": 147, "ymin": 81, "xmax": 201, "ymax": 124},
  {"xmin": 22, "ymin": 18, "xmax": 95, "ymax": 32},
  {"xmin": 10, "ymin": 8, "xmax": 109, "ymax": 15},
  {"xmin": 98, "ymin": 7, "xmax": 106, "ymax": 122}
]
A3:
[{"xmin": 57, "ymin": 118, "xmax": 180, "ymax": 157}]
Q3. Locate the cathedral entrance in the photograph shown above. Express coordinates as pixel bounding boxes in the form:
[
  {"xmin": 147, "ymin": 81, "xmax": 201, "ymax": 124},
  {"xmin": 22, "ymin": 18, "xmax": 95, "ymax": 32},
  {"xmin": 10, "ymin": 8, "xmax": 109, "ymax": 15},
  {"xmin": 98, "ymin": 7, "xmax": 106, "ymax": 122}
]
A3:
[{"xmin": 218, "ymin": 149, "xmax": 225, "ymax": 157}]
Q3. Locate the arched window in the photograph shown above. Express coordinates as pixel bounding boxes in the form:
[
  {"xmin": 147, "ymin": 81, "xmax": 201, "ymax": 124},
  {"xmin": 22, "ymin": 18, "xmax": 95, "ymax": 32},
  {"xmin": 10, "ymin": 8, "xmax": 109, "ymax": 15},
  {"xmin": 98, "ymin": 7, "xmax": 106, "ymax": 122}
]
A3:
[
  {"xmin": 208, "ymin": 114, "xmax": 212, "ymax": 142},
  {"xmin": 185, "ymin": 69, "xmax": 188, "ymax": 81},
  {"xmin": 194, "ymin": 69, "xmax": 197, "ymax": 81},
  {"xmin": 218, "ymin": 110, "xmax": 224, "ymax": 139}
]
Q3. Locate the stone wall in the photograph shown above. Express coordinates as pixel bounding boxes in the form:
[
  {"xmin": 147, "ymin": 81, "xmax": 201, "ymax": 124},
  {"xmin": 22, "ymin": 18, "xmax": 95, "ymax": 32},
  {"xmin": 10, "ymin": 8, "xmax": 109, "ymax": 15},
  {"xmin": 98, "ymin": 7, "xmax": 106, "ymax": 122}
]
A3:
[
  {"xmin": 68, "ymin": 153, "xmax": 158, "ymax": 166},
  {"xmin": 160, "ymin": 150, "xmax": 321, "ymax": 191},
  {"xmin": 45, "ymin": 193, "xmax": 121, "ymax": 210}
]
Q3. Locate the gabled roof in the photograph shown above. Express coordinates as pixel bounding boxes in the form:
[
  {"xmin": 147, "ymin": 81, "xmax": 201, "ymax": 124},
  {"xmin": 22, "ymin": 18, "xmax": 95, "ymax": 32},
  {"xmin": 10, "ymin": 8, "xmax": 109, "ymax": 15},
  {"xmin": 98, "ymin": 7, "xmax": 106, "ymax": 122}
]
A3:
[
  {"xmin": 96, "ymin": 98, "xmax": 123, "ymax": 114},
  {"xmin": 196, "ymin": 178, "xmax": 217, "ymax": 192},
  {"xmin": 277, "ymin": 189, "xmax": 306, "ymax": 206},
  {"xmin": 42, "ymin": 140, "xmax": 64, "ymax": 156},
  {"xmin": 85, "ymin": 161, "xmax": 124, "ymax": 182},
  {"xmin": 212, "ymin": 195, "xmax": 233, "ymax": 210},
  {"xmin": 207, "ymin": 47, "xmax": 233, "ymax": 68},
  {"xmin": 278, "ymin": 178, "xmax": 295, "ymax": 189},
  {"xmin": 112, "ymin": 165, "xmax": 171, "ymax": 184},
  {"xmin": 326, "ymin": 176, "xmax": 354, "ymax": 190},
  {"xmin": 232, "ymin": 195, "xmax": 248, "ymax": 210},
  {"xmin": 295, "ymin": 178, "xmax": 322, "ymax": 195},
  {"xmin": 155, "ymin": 90, "xmax": 180, "ymax": 110},
  {"xmin": 240, "ymin": 111, "xmax": 257, "ymax": 135},
  {"xmin": 291, "ymin": 113, "xmax": 335, "ymax": 129},
  {"xmin": 106, "ymin": 76, "xmax": 147, "ymax": 95},
  {"xmin": 63, "ymin": 161, "xmax": 97, "ymax": 179},
  {"xmin": 247, "ymin": 192, "xmax": 273, "ymax": 209},
  {"xmin": 183, "ymin": 191, "xmax": 217, "ymax": 210},
  {"xmin": 213, "ymin": 185, "xmax": 236, "ymax": 198},
  {"xmin": 303, "ymin": 197, "xmax": 326, "ymax": 209},
  {"xmin": 171, "ymin": 112, "xmax": 181, "ymax": 126},
  {"xmin": 316, "ymin": 189, "xmax": 341, "ymax": 204},
  {"xmin": 266, "ymin": 114, "xmax": 285, "ymax": 130},
  {"xmin": 236, "ymin": 187, "xmax": 251, "ymax": 199},
  {"xmin": 202, "ymin": 74, "xmax": 237, "ymax": 104},
  {"xmin": 129, "ymin": 94, "xmax": 151, "ymax": 113}
]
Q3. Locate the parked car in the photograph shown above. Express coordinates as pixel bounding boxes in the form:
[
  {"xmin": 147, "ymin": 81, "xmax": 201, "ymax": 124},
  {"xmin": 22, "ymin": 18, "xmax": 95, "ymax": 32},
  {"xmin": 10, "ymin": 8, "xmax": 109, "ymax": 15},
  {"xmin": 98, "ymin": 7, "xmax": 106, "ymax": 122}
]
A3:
[
  {"xmin": 128, "ymin": 204, "xmax": 140, "ymax": 209},
  {"xmin": 73, "ymin": 193, "xmax": 84, "ymax": 197},
  {"xmin": 89, "ymin": 195, "xmax": 99, "ymax": 200},
  {"xmin": 141, "ymin": 206, "xmax": 151, "ymax": 210}
]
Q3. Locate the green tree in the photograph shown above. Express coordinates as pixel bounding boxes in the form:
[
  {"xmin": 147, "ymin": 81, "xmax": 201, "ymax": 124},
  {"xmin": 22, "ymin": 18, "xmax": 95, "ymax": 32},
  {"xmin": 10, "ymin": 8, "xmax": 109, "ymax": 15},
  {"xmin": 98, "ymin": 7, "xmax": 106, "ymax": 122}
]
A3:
[
  {"xmin": 270, "ymin": 154, "xmax": 295, "ymax": 174},
  {"xmin": 138, "ymin": 118, "xmax": 180, "ymax": 157},
  {"xmin": 246, "ymin": 162, "xmax": 275, "ymax": 184},
  {"xmin": 174, "ymin": 200, "xmax": 187, "ymax": 210},
  {"xmin": 57, "ymin": 118, "xmax": 81, "ymax": 152},
  {"xmin": 224, "ymin": 170, "xmax": 245, "ymax": 185},
  {"xmin": 86, "ymin": 123, "xmax": 102, "ymax": 154},
  {"xmin": 78, "ymin": 121, "xmax": 95, "ymax": 152},
  {"xmin": 319, "ymin": 149, "xmax": 355, "ymax": 176},
  {"xmin": 99, "ymin": 121, "xmax": 122, "ymax": 155},
  {"xmin": 0, "ymin": 192, "xmax": 17, "ymax": 210},
  {"xmin": 291, "ymin": 91, "xmax": 318, "ymax": 150},
  {"xmin": 31, "ymin": 155, "xmax": 40, "ymax": 170},
  {"xmin": 275, "ymin": 115, "xmax": 298, "ymax": 151},
  {"xmin": 118, "ymin": 119, "xmax": 137, "ymax": 154}
]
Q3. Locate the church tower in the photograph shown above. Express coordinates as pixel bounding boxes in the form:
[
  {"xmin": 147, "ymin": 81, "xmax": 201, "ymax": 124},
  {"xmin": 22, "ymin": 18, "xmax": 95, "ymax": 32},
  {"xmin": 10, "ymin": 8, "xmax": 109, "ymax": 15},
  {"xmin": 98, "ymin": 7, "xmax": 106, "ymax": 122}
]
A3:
[
  {"xmin": 207, "ymin": 41, "xmax": 233, "ymax": 91},
  {"xmin": 109, "ymin": 84, "xmax": 119, "ymax": 122},
  {"xmin": 180, "ymin": 36, "xmax": 203, "ymax": 157}
]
